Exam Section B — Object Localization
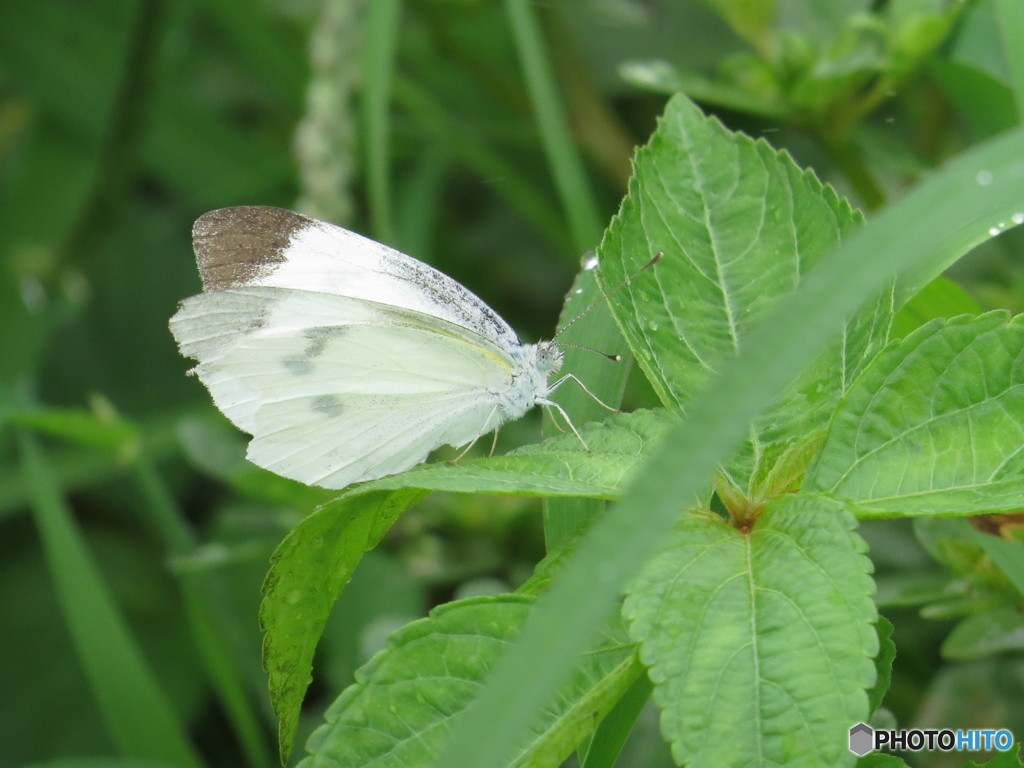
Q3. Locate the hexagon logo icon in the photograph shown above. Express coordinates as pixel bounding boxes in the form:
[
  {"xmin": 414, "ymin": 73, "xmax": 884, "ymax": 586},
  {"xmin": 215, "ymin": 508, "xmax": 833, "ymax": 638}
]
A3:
[{"xmin": 849, "ymin": 722, "xmax": 874, "ymax": 756}]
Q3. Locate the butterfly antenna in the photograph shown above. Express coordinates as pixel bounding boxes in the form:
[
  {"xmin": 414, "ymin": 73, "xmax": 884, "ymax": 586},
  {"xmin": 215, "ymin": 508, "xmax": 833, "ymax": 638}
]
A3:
[
  {"xmin": 552, "ymin": 251, "xmax": 663, "ymax": 342},
  {"xmin": 557, "ymin": 343, "xmax": 621, "ymax": 362}
]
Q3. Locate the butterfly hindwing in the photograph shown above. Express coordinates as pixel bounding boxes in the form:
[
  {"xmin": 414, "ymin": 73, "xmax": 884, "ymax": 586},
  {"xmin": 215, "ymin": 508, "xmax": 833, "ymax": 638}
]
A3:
[{"xmin": 171, "ymin": 286, "xmax": 517, "ymax": 487}]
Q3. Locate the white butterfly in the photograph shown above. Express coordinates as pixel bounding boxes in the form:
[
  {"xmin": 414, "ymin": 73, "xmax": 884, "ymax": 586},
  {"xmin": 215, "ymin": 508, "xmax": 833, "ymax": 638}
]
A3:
[{"xmin": 169, "ymin": 206, "xmax": 589, "ymax": 489}]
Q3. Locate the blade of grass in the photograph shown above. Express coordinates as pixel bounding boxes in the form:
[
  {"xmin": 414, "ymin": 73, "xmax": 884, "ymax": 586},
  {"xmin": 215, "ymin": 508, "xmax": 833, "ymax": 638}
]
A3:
[
  {"xmin": 362, "ymin": 0, "xmax": 402, "ymax": 242},
  {"xmin": 17, "ymin": 429, "xmax": 203, "ymax": 768},
  {"xmin": 393, "ymin": 77, "xmax": 573, "ymax": 253},
  {"xmin": 543, "ymin": 263, "xmax": 630, "ymax": 549},
  {"xmin": 580, "ymin": 674, "xmax": 653, "ymax": 768},
  {"xmin": 201, "ymin": 0, "xmax": 307, "ymax": 108},
  {"xmin": 134, "ymin": 456, "xmax": 274, "ymax": 768},
  {"xmin": 437, "ymin": 121, "xmax": 1024, "ymax": 768},
  {"xmin": 504, "ymin": 0, "xmax": 603, "ymax": 255},
  {"xmin": 996, "ymin": 0, "xmax": 1024, "ymax": 122},
  {"xmin": 392, "ymin": 146, "xmax": 448, "ymax": 258},
  {"xmin": 504, "ymin": 0, "xmax": 624, "ymax": 553}
]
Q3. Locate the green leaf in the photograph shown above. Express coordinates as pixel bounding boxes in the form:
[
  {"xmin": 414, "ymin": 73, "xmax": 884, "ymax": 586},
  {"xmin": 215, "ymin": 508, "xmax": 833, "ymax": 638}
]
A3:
[
  {"xmin": 12, "ymin": 404, "xmax": 138, "ymax": 452},
  {"xmin": 873, "ymin": 571, "xmax": 951, "ymax": 608},
  {"xmin": 299, "ymin": 596, "xmax": 642, "ymax": 768},
  {"xmin": 597, "ymin": 95, "xmax": 891, "ymax": 491},
  {"xmin": 623, "ymin": 494, "xmax": 877, "ymax": 768},
  {"xmin": 887, "ymin": 0, "xmax": 957, "ymax": 72},
  {"xmin": 914, "ymin": 517, "xmax": 987, "ymax": 575},
  {"xmin": 369, "ymin": 410, "xmax": 671, "ymax": 498},
  {"xmin": 775, "ymin": 0, "xmax": 874, "ymax": 43},
  {"xmin": 943, "ymin": 608, "xmax": 1024, "ymax": 660},
  {"xmin": 931, "ymin": 58, "xmax": 1018, "ymax": 140},
  {"xmin": 439, "ymin": 107, "xmax": 1024, "ymax": 768},
  {"xmin": 972, "ymin": 528, "xmax": 1024, "ymax": 599},
  {"xmin": 262, "ymin": 410, "xmax": 670, "ymax": 761},
  {"xmin": 618, "ymin": 58, "xmax": 788, "ymax": 120},
  {"xmin": 262, "ymin": 487, "xmax": 430, "ymax": 765},
  {"xmin": 890, "ymin": 275, "xmax": 982, "ymax": 339},
  {"xmin": 16, "ymin": 430, "xmax": 202, "ymax": 768},
  {"xmin": 868, "ymin": 616, "xmax": 896, "ymax": 715},
  {"xmin": 808, "ymin": 312, "xmax": 1024, "ymax": 516},
  {"xmin": 700, "ymin": 0, "xmax": 775, "ymax": 51},
  {"xmin": 995, "ymin": 0, "xmax": 1024, "ymax": 122}
]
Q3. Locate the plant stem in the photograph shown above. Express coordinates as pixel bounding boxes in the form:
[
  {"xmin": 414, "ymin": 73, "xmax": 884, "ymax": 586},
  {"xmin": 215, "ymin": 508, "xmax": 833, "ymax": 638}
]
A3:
[
  {"xmin": 504, "ymin": 0, "xmax": 603, "ymax": 254},
  {"xmin": 363, "ymin": 0, "xmax": 402, "ymax": 243}
]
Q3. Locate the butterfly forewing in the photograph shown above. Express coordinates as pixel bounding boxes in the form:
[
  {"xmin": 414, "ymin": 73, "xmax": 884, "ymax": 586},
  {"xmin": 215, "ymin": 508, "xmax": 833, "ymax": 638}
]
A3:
[{"xmin": 192, "ymin": 207, "xmax": 522, "ymax": 350}]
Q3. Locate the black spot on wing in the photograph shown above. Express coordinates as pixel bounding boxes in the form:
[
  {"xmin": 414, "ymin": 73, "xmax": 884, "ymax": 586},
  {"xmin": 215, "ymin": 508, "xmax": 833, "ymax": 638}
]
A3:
[
  {"xmin": 303, "ymin": 326, "xmax": 347, "ymax": 358},
  {"xmin": 282, "ymin": 327, "xmax": 347, "ymax": 376},
  {"xmin": 313, "ymin": 395, "xmax": 344, "ymax": 417},
  {"xmin": 283, "ymin": 358, "xmax": 314, "ymax": 376}
]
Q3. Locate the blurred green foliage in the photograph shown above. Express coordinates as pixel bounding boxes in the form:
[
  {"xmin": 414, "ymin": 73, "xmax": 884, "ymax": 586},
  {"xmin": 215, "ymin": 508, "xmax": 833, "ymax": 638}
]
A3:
[{"xmin": 2, "ymin": 0, "xmax": 1024, "ymax": 766}]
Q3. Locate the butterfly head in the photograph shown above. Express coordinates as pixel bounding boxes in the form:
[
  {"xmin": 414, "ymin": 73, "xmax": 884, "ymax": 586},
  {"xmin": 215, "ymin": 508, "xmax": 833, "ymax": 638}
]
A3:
[
  {"xmin": 512, "ymin": 340, "xmax": 563, "ymax": 395},
  {"xmin": 534, "ymin": 340, "xmax": 564, "ymax": 378}
]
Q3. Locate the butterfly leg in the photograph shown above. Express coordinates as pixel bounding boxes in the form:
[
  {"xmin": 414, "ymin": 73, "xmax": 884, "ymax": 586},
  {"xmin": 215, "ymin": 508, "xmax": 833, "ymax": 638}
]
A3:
[
  {"xmin": 447, "ymin": 404, "xmax": 500, "ymax": 465},
  {"xmin": 547, "ymin": 374, "xmax": 622, "ymax": 413},
  {"xmin": 538, "ymin": 398, "xmax": 591, "ymax": 455},
  {"xmin": 448, "ymin": 433, "xmax": 482, "ymax": 465}
]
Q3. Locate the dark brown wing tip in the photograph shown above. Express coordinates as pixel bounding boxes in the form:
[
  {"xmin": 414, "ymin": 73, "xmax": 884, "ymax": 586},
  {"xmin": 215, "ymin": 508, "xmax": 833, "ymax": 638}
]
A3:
[
  {"xmin": 192, "ymin": 206, "xmax": 315, "ymax": 244},
  {"xmin": 192, "ymin": 207, "xmax": 316, "ymax": 291}
]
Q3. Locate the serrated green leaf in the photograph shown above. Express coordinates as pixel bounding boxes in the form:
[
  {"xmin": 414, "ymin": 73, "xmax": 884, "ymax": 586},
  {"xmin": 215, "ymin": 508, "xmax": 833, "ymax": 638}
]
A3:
[
  {"xmin": 597, "ymin": 96, "xmax": 860, "ymax": 410},
  {"xmin": 262, "ymin": 410, "xmax": 669, "ymax": 762},
  {"xmin": 299, "ymin": 596, "xmax": 642, "ymax": 768},
  {"xmin": 748, "ymin": 428, "xmax": 827, "ymax": 499},
  {"xmin": 624, "ymin": 494, "xmax": 877, "ymax": 768},
  {"xmin": 261, "ymin": 487, "xmax": 430, "ymax": 764},
  {"xmin": 868, "ymin": 616, "xmax": 896, "ymax": 715},
  {"xmin": 441, "ymin": 106, "xmax": 1024, "ymax": 768},
  {"xmin": 808, "ymin": 312, "xmax": 1024, "ymax": 517},
  {"xmin": 368, "ymin": 409, "xmax": 671, "ymax": 498},
  {"xmin": 596, "ymin": 95, "xmax": 891, "ymax": 491}
]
